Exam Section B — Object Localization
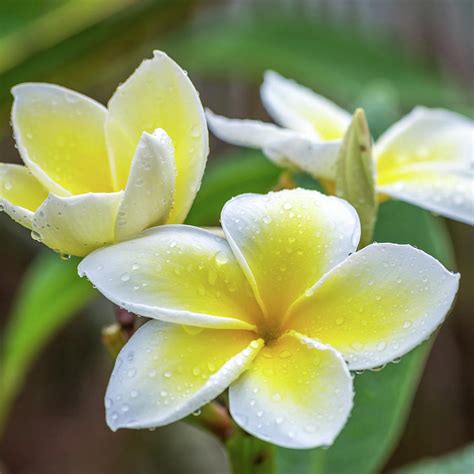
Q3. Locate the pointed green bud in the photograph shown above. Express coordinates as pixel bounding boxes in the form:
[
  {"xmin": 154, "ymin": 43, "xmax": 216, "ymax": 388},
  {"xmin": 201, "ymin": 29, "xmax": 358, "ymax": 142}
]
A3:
[{"xmin": 335, "ymin": 108, "xmax": 378, "ymax": 248}]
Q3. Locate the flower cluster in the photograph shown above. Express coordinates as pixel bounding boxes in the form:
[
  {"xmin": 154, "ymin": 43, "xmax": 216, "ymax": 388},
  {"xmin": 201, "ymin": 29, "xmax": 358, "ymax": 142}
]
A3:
[{"xmin": 0, "ymin": 52, "xmax": 469, "ymax": 449}]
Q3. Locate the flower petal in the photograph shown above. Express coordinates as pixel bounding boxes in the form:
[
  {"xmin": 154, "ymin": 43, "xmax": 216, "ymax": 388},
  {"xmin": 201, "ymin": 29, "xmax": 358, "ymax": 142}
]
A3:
[
  {"xmin": 78, "ymin": 226, "xmax": 263, "ymax": 329},
  {"xmin": 106, "ymin": 320, "xmax": 262, "ymax": 431},
  {"xmin": 106, "ymin": 51, "xmax": 208, "ymax": 223},
  {"xmin": 221, "ymin": 189, "xmax": 360, "ymax": 324},
  {"xmin": 0, "ymin": 163, "xmax": 48, "ymax": 229},
  {"xmin": 375, "ymin": 107, "xmax": 473, "ymax": 171},
  {"xmin": 377, "ymin": 164, "xmax": 474, "ymax": 225},
  {"xmin": 12, "ymin": 83, "xmax": 112, "ymax": 195},
  {"xmin": 115, "ymin": 129, "xmax": 175, "ymax": 241},
  {"xmin": 375, "ymin": 108, "xmax": 473, "ymax": 224},
  {"xmin": 229, "ymin": 331, "xmax": 353, "ymax": 449},
  {"xmin": 263, "ymin": 135, "xmax": 341, "ymax": 180},
  {"xmin": 206, "ymin": 109, "xmax": 298, "ymax": 150},
  {"xmin": 32, "ymin": 191, "xmax": 123, "ymax": 257},
  {"xmin": 260, "ymin": 71, "xmax": 351, "ymax": 139},
  {"xmin": 288, "ymin": 243, "xmax": 460, "ymax": 370}
]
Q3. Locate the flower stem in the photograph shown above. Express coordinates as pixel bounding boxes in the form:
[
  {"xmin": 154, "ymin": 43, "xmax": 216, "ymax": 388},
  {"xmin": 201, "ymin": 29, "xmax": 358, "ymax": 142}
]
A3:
[{"xmin": 102, "ymin": 305, "xmax": 136, "ymax": 357}]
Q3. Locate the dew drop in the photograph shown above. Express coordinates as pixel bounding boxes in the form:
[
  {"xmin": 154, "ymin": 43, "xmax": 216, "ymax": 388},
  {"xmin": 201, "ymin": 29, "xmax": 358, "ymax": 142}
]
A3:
[
  {"xmin": 214, "ymin": 250, "xmax": 229, "ymax": 265},
  {"xmin": 121, "ymin": 273, "xmax": 131, "ymax": 282},
  {"xmin": 376, "ymin": 342, "xmax": 387, "ymax": 352}
]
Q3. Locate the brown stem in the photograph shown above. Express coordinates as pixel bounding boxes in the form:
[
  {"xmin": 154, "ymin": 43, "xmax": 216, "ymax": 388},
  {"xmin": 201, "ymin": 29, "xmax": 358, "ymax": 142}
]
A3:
[
  {"xmin": 185, "ymin": 401, "xmax": 235, "ymax": 443},
  {"xmin": 114, "ymin": 305, "xmax": 136, "ymax": 339},
  {"xmin": 273, "ymin": 170, "xmax": 296, "ymax": 191},
  {"xmin": 102, "ymin": 306, "xmax": 137, "ymax": 358}
]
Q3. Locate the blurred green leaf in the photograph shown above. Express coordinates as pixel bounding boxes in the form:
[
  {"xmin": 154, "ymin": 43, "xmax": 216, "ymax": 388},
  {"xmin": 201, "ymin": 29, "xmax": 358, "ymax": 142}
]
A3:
[
  {"xmin": 167, "ymin": 14, "xmax": 471, "ymax": 115},
  {"xmin": 186, "ymin": 150, "xmax": 281, "ymax": 226},
  {"xmin": 393, "ymin": 443, "xmax": 474, "ymax": 474},
  {"xmin": 335, "ymin": 109, "xmax": 377, "ymax": 248},
  {"xmin": 0, "ymin": 252, "xmax": 95, "ymax": 434},
  {"xmin": 275, "ymin": 200, "xmax": 455, "ymax": 474}
]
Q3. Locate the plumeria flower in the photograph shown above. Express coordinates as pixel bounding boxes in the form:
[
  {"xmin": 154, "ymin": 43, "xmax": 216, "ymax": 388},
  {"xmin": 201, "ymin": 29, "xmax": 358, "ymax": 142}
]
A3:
[
  {"xmin": 0, "ymin": 51, "xmax": 208, "ymax": 257},
  {"xmin": 207, "ymin": 72, "xmax": 473, "ymax": 225},
  {"xmin": 78, "ymin": 189, "xmax": 459, "ymax": 449}
]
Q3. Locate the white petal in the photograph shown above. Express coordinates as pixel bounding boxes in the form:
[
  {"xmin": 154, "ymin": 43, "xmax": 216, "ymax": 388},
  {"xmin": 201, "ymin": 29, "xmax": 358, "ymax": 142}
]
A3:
[
  {"xmin": 260, "ymin": 71, "xmax": 351, "ymax": 138},
  {"xmin": 106, "ymin": 51, "xmax": 208, "ymax": 223},
  {"xmin": 32, "ymin": 191, "xmax": 123, "ymax": 257},
  {"xmin": 377, "ymin": 164, "xmax": 474, "ymax": 225},
  {"xmin": 78, "ymin": 225, "xmax": 263, "ymax": 330},
  {"xmin": 375, "ymin": 107, "xmax": 474, "ymax": 224},
  {"xmin": 11, "ymin": 83, "xmax": 111, "ymax": 195},
  {"xmin": 115, "ymin": 129, "xmax": 175, "ymax": 241},
  {"xmin": 221, "ymin": 189, "xmax": 360, "ymax": 324},
  {"xmin": 229, "ymin": 331, "xmax": 353, "ymax": 449},
  {"xmin": 289, "ymin": 243, "xmax": 460, "ymax": 370},
  {"xmin": 105, "ymin": 320, "xmax": 262, "ymax": 431},
  {"xmin": 206, "ymin": 108, "xmax": 298, "ymax": 150},
  {"xmin": 0, "ymin": 163, "xmax": 48, "ymax": 229},
  {"xmin": 263, "ymin": 135, "xmax": 341, "ymax": 180},
  {"xmin": 375, "ymin": 106, "xmax": 473, "ymax": 168}
]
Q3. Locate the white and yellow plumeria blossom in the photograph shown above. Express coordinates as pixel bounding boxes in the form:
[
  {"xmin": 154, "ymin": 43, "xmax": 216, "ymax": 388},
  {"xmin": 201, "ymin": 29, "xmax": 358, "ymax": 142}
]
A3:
[
  {"xmin": 207, "ymin": 72, "xmax": 474, "ymax": 225},
  {"xmin": 0, "ymin": 51, "xmax": 208, "ymax": 256},
  {"xmin": 78, "ymin": 189, "xmax": 459, "ymax": 449}
]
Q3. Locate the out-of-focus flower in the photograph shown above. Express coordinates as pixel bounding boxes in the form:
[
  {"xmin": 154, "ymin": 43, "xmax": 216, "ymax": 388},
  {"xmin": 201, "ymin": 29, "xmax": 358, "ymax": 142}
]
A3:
[
  {"xmin": 0, "ymin": 51, "xmax": 208, "ymax": 256},
  {"xmin": 207, "ymin": 72, "xmax": 473, "ymax": 225},
  {"xmin": 79, "ymin": 189, "xmax": 459, "ymax": 449}
]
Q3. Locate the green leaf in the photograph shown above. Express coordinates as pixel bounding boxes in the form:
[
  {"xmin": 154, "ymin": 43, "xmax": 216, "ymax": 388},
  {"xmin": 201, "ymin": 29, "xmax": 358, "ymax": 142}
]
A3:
[
  {"xmin": 275, "ymin": 200, "xmax": 455, "ymax": 474},
  {"xmin": 167, "ymin": 14, "xmax": 470, "ymax": 115},
  {"xmin": 335, "ymin": 109, "xmax": 378, "ymax": 248},
  {"xmin": 0, "ymin": 252, "xmax": 96, "ymax": 433},
  {"xmin": 393, "ymin": 443, "xmax": 474, "ymax": 474},
  {"xmin": 186, "ymin": 150, "xmax": 281, "ymax": 226}
]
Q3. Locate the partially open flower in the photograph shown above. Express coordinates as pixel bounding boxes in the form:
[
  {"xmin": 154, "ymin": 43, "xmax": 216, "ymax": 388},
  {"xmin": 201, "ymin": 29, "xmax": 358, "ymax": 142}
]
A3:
[
  {"xmin": 0, "ymin": 51, "xmax": 208, "ymax": 256},
  {"xmin": 79, "ymin": 189, "xmax": 459, "ymax": 449},
  {"xmin": 207, "ymin": 72, "xmax": 473, "ymax": 225}
]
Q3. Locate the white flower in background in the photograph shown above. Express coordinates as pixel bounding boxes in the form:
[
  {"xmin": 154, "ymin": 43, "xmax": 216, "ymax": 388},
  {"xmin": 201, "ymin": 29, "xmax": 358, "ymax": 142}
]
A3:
[
  {"xmin": 0, "ymin": 51, "xmax": 208, "ymax": 256},
  {"xmin": 79, "ymin": 189, "xmax": 459, "ymax": 449},
  {"xmin": 207, "ymin": 72, "xmax": 473, "ymax": 225}
]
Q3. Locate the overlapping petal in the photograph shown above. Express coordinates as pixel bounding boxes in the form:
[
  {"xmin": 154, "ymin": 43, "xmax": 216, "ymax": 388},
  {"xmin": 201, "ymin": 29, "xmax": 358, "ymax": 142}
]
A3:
[
  {"xmin": 260, "ymin": 71, "xmax": 351, "ymax": 139},
  {"xmin": 106, "ymin": 51, "xmax": 208, "ymax": 223},
  {"xmin": 375, "ymin": 107, "xmax": 474, "ymax": 224},
  {"xmin": 114, "ymin": 129, "xmax": 175, "ymax": 241},
  {"xmin": 106, "ymin": 320, "xmax": 262, "ymax": 431},
  {"xmin": 0, "ymin": 163, "xmax": 48, "ymax": 229},
  {"xmin": 288, "ymin": 243, "xmax": 460, "ymax": 370},
  {"xmin": 377, "ymin": 164, "xmax": 474, "ymax": 225},
  {"xmin": 79, "ymin": 226, "xmax": 263, "ymax": 329},
  {"xmin": 264, "ymin": 135, "xmax": 340, "ymax": 180},
  {"xmin": 229, "ymin": 331, "xmax": 352, "ymax": 449},
  {"xmin": 12, "ymin": 83, "xmax": 112, "ymax": 195},
  {"xmin": 205, "ymin": 109, "xmax": 298, "ymax": 151},
  {"xmin": 375, "ymin": 107, "xmax": 473, "ymax": 172},
  {"xmin": 221, "ymin": 189, "xmax": 360, "ymax": 325},
  {"xmin": 32, "ymin": 191, "xmax": 123, "ymax": 257}
]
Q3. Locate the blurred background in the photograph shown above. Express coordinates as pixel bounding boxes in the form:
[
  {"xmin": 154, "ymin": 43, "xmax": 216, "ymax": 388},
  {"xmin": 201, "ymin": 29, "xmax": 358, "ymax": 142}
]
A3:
[{"xmin": 0, "ymin": 1, "xmax": 473, "ymax": 473}]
